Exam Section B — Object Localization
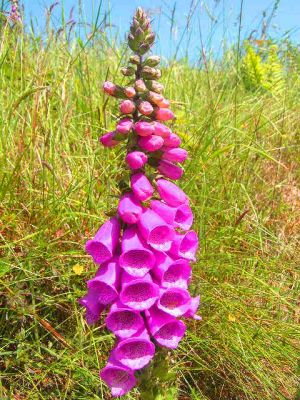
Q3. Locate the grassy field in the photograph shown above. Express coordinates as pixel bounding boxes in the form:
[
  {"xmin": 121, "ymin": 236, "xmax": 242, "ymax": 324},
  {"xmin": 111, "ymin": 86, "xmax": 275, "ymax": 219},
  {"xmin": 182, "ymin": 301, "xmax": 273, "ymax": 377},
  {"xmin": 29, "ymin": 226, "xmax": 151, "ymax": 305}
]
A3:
[{"xmin": 0, "ymin": 9, "xmax": 299, "ymax": 400}]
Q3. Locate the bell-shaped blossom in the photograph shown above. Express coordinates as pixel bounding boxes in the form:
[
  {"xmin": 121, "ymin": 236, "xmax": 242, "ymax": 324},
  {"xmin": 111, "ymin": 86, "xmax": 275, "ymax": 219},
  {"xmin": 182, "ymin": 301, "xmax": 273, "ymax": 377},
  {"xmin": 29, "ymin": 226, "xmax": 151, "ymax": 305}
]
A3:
[
  {"xmin": 130, "ymin": 172, "xmax": 154, "ymax": 201},
  {"xmin": 150, "ymin": 200, "xmax": 193, "ymax": 231},
  {"xmin": 138, "ymin": 101, "xmax": 154, "ymax": 115},
  {"xmin": 113, "ymin": 329, "xmax": 155, "ymax": 370},
  {"xmin": 156, "ymin": 179, "xmax": 188, "ymax": 207},
  {"xmin": 126, "ymin": 151, "xmax": 148, "ymax": 170},
  {"xmin": 116, "ymin": 118, "xmax": 133, "ymax": 135},
  {"xmin": 134, "ymin": 121, "xmax": 155, "ymax": 137},
  {"xmin": 120, "ymin": 100, "xmax": 136, "ymax": 114},
  {"xmin": 146, "ymin": 306, "xmax": 186, "ymax": 349},
  {"xmin": 117, "ymin": 193, "xmax": 143, "ymax": 224},
  {"xmin": 78, "ymin": 291, "xmax": 105, "ymax": 325},
  {"xmin": 138, "ymin": 135, "xmax": 164, "ymax": 152},
  {"xmin": 106, "ymin": 301, "xmax": 145, "ymax": 338},
  {"xmin": 169, "ymin": 231, "xmax": 198, "ymax": 261},
  {"xmin": 154, "ymin": 122, "xmax": 171, "ymax": 138},
  {"xmin": 85, "ymin": 217, "xmax": 120, "ymax": 264},
  {"xmin": 162, "ymin": 147, "xmax": 188, "ymax": 163},
  {"xmin": 138, "ymin": 208, "xmax": 174, "ymax": 251},
  {"xmin": 154, "ymin": 108, "xmax": 175, "ymax": 121},
  {"xmin": 87, "ymin": 257, "xmax": 120, "ymax": 305},
  {"xmin": 157, "ymin": 288, "xmax": 191, "ymax": 317},
  {"xmin": 119, "ymin": 226, "xmax": 155, "ymax": 277},
  {"xmin": 100, "ymin": 354, "xmax": 137, "ymax": 397},
  {"xmin": 163, "ymin": 133, "xmax": 181, "ymax": 148},
  {"xmin": 120, "ymin": 272, "xmax": 159, "ymax": 310},
  {"xmin": 158, "ymin": 160, "xmax": 183, "ymax": 180},
  {"xmin": 100, "ymin": 131, "xmax": 118, "ymax": 148},
  {"xmin": 152, "ymin": 251, "xmax": 191, "ymax": 289},
  {"xmin": 183, "ymin": 296, "xmax": 202, "ymax": 320}
]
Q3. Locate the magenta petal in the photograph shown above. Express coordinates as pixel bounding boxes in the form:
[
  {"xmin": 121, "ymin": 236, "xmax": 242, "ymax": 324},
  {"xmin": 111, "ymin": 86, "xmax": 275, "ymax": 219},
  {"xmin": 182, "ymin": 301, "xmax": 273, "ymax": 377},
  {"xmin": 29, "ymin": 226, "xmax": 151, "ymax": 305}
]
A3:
[
  {"xmin": 156, "ymin": 179, "xmax": 188, "ymax": 207},
  {"xmin": 158, "ymin": 160, "xmax": 183, "ymax": 180},
  {"xmin": 162, "ymin": 147, "xmax": 188, "ymax": 163},
  {"xmin": 116, "ymin": 118, "xmax": 133, "ymax": 134},
  {"xmin": 120, "ymin": 272, "xmax": 159, "ymax": 310},
  {"xmin": 126, "ymin": 151, "xmax": 148, "ymax": 170},
  {"xmin": 100, "ymin": 357, "xmax": 136, "ymax": 397},
  {"xmin": 85, "ymin": 217, "xmax": 120, "ymax": 264},
  {"xmin": 183, "ymin": 295, "xmax": 202, "ymax": 320},
  {"xmin": 119, "ymin": 226, "xmax": 155, "ymax": 277},
  {"xmin": 146, "ymin": 306, "xmax": 186, "ymax": 349},
  {"xmin": 106, "ymin": 302, "xmax": 145, "ymax": 338},
  {"xmin": 138, "ymin": 208, "xmax": 175, "ymax": 251},
  {"xmin": 78, "ymin": 292, "xmax": 105, "ymax": 325},
  {"xmin": 87, "ymin": 257, "xmax": 120, "ymax": 305},
  {"xmin": 150, "ymin": 200, "xmax": 176, "ymax": 225},
  {"xmin": 157, "ymin": 288, "xmax": 191, "ymax": 317},
  {"xmin": 131, "ymin": 173, "xmax": 154, "ymax": 201},
  {"xmin": 174, "ymin": 204, "xmax": 193, "ymax": 231},
  {"xmin": 138, "ymin": 135, "xmax": 164, "ymax": 152},
  {"xmin": 134, "ymin": 121, "xmax": 155, "ymax": 136},
  {"xmin": 163, "ymin": 133, "xmax": 181, "ymax": 148},
  {"xmin": 99, "ymin": 131, "xmax": 118, "ymax": 148},
  {"xmin": 113, "ymin": 329, "xmax": 155, "ymax": 370},
  {"xmin": 118, "ymin": 193, "xmax": 143, "ymax": 224},
  {"xmin": 152, "ymin": 252, "xmax": 191, "ymax": 289},
  {"xmin": 169, "ymin": 231, "xmax": 199, "ymax": 261},
  {"xmin": 154, "ymin": 122, "xmax": 171, "ymax": 138}
]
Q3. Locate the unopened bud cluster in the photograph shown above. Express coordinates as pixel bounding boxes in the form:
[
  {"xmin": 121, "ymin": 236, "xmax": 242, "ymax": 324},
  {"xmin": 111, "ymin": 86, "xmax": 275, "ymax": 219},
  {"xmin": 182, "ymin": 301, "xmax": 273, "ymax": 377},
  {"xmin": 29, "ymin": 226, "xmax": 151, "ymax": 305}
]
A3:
[{"xmin": 79, "ymin": 7, "xmax": 201, "ymax": 397}]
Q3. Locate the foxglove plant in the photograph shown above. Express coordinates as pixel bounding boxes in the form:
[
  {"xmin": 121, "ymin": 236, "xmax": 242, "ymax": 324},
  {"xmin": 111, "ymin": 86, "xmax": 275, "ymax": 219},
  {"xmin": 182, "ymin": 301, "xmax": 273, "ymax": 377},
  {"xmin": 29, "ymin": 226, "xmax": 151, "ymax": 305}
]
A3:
[{"xmin": 79, "ymin": 7, "xmax": 201, "ymax": 397}]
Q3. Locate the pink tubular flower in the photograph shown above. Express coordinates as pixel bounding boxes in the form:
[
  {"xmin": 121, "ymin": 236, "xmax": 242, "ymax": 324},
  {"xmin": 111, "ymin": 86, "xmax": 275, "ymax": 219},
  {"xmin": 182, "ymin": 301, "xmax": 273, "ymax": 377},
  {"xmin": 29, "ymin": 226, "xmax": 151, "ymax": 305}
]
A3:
[
  {"xmin": 124, "ymin": 86, "xmax": 136, "ymax": 98},
  {"xmin": 119, "ymin": 226, "xmax": 155, "ymax": 277},
  {"xmin": 100, "ymin": 354, "xmax": 137, "ymax": 397},
  {"xmin": 120, "ymin": 272, "xmax": 159, "ymax": 310},
  {"xmin": 100, "ymin": 131, "xmax": 118, "ymax": 148},
  {"xmin": 130, "ymin": 172, "xmax": 154, "ymax": 201},
  {"xmin": 158, "ymin": 160, "xmax": 183, "ymax": 180},
  {"xmin": 113, "ymin": 329, "xmax": 155, "ymax": 370},
  {"xmin": 106, "ymin": 302, "xmax": 145, "ymax": 338},
  {"xmin": 120, "ymin": 100, "xmax": 136, "ymax": 114},
  {"xmin": 126, "ymin": 151, "xmax": 148, "ymax": 170},
  {"xmin": 154, "ymin": 108, "xmax": 175, "ymax": 121},
  {"xmin": 163, "ymin": 133, "xmax": 181, "ymax": 148},
  {"xmin": 162, "ymin": 147, "xmax": 188, "ymax": 163},
  {"xmin": 87, "ymin": 257, "xmax": 120, "ymax": 305},
  {"xmin": 138, "ymin": 135, "xmax": 164, "ymax": 152},
  {"xmin": 117, "ymin": 193, "xmax": 143, "ymax": 224},
  {"xmin": 134, "ymin": 121, "xmax": 155, "ymax": 136},
  {"xmin": 85, "ymin": 217, "xmax": 120, "ymax": 264},
  {"xmin": 116, "ymin": 118, "xmax": 133, "ymax": 135},
  {"xmin": 183, "ymin": 296, "xmax": 202, "ymax": 320},
  {"xmin": 78, "ymin": 292, "xmax": 105, "ymax": 325},
  {"xmin": 150, "ymin": 200, "xmax": 193, "ymax": 231},
  {"xmin": 156, "ymin": 178, "xmax": 188, "ymax": 207},
  {"xmin": 146, "ymin": 306, "xmax": 186, "ymax": 349},
  {"xmin": 138, "ymin": 208, "xmax": 175, "ymax": 251},
  {"xmin": 103, "ymin": 81, "xmax": 117, "ymax": 96},
  {"xmin": 138, "ymin": 101, "xmax": 154, "ymax": 116},
  {"xmin": 157, "ymin": 288, "xmax": 191, "ymax": 317},
  {"xmin": 169, "ymin": 231, "xmax": 199, "ymax": 261},
  {"xmin": 154, "ymin": 122, "xmax": 171, "ymax": 138}
]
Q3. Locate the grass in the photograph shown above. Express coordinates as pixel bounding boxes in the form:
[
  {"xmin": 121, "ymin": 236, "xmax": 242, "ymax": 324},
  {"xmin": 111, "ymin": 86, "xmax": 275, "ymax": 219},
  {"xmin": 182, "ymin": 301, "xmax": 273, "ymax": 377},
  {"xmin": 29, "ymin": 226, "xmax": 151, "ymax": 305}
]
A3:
[{"xmin": 0, "ymin": 7, "xmax": 299, "ymax": 400}]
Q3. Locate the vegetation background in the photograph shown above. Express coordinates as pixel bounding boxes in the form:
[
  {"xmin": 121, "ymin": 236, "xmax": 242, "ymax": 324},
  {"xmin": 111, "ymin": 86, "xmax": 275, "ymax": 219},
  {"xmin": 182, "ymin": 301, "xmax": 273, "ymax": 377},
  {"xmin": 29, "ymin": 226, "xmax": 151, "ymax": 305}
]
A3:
[{"xmin": 0, "ymin": 1, "xmax": 299, "ymax": 399}]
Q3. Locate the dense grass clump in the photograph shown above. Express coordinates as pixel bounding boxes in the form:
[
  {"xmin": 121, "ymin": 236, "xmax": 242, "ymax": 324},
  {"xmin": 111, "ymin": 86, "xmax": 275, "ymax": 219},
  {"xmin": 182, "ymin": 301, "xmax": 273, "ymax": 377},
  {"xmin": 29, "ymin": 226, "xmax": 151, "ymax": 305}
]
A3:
[{"xmin": 0, "ymin": 14, "xmax": 299, "ymax": 400}]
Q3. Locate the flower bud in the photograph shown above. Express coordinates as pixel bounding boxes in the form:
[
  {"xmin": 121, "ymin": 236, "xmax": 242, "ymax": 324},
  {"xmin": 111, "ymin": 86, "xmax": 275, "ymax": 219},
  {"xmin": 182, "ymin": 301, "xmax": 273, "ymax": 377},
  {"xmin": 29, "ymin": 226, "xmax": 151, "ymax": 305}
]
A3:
[
  {"xmin": 99, "ymin": 131, "xmax": 118, "ymax": 148},
  {"xmin": 138, "ymin": 101, "xmax": 154, "ymax": 116},
  {"xmin": 126, "ymin": 151, "xmax": 148, "ymax": 170},
  {"xmin": 141, "ymin": 66, "xmax": 161, "ymax": 80},
  {"xmin": 145, "ymin": 32, "xmax": 155, "ymax": 46},
  {"xmin": 156, "ymin": 178, "xmax": 188, "ymax": 206},
  {"xmin": 139, "ymin": 43, "xmax": 151, "ymax": 55},
  {"xmin": 121, "ymin": 66, "xmax": 135, "ymax": 77},
  {"xmin": 120, "ymin": 100, "xmax": 136, "ymax": 114},
  {"xmin": 103, "ymin": 81, "xmax": 125, "ymax": 98},
  {"xmin": 135, "ymin": 79, "xmax": 148, "ymax": 93},
  {"xmin": 124, "ymin": 86, "xmax": 136, "ymax": 98},
  {"xmin": 158, "ymin": 160, "xmax": 183, "ymax": 180},
  {"xmin": 143, "ymin": 55, "xmax": 160, "ymax": 67},
  {"xmin": 145, "ymin": 80, "xmax": 164, "ymax": 93},
  {"xmin": 147, "ymin": 91, "xmax": 164, "ymax": 106},
  {"xmin": 154, "ymin": 122, "xmax": 171, "ymax": 138},
  {"xmin": 116, "ymin": 118, "xmax": 133, "ymax": 135},
  {"xmin": 129, "ymin": 55, "xmax": 140, "ymax": 65},
  {"xmin": 134, "ymin": 121, "xmax": 155, "ymax": 136},
  {"xmin": 162, "ymin": 147, "xmax": 188, "ymax": 163},
  {"xmin": 118, "ymin": 193, "xmax": 143, "ymax": 224},
  {"xmin": 163, "ymin": 133, "xmax": 181, "ymax": 147},
  {"xmin": 156, "ymin": 98, "xmax": 170, "ymax": 108},
  {"xmin": 130, "ymin": 172, "xmax": 154, "ymax": 201},
  {"xmin": 139, "ymin": 135, "xmax": 164, "ymax": 152},
  {"xmin": 155, "ymin": 108, "xmax": 174, "ymax": 121}
]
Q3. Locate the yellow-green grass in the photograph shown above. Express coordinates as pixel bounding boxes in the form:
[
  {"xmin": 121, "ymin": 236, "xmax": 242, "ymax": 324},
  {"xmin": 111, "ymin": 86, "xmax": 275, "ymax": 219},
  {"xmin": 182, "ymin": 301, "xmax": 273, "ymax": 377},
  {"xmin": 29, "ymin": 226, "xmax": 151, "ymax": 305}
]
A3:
[{"xmin": 0, "ymin": 22, "xmax": 299, "ymax": 400}]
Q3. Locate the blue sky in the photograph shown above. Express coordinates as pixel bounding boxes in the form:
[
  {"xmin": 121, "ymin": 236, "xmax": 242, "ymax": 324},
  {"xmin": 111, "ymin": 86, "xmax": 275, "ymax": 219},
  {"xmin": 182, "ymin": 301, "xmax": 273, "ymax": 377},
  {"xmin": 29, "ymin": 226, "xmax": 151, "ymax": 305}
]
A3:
[{"xmin": 21, "ymin": 0, "xmax": 300, "ymax": 60}]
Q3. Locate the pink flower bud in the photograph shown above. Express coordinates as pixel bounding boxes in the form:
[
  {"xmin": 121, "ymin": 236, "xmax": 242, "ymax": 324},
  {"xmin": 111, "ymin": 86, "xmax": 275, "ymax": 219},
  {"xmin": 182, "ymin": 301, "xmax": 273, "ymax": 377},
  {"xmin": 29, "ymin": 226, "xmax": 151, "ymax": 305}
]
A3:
[
  {"xmin": 154, "ymin": 122, "xmax": 171, "ymax": 138},
  {"xmin": 135, "ymin": 79, "xmax": 147, "ymax": 93},
  {"xmin": 120, "ymin": 100, "xmax": 136, "ymax": 114},
  {"xmin": 131, "ymin": 172, "xmax": 154, "ymax": 201},
  {"xmin": 158, "ymin": 160, "xmax": 183, "ymax": 180},
  {"xmin": 117, "ymin": 193, "xmax": 143, "ymax": 224},
  {"xmin": 116, "ymin": 118, "xmax": 133, "ymax": 135},
  {"xmin": 162, "ymin": 147, "xmax": 188, "ymax": 163},
  {"xmin": 156, "ymin": 179, "xmax": 188, "ymax": 207},
  {"xmin": 99, "ymin": 131, "xmax": 118, "ymax": 148},
  {"xmin": 103, "ymin": 81, "xmax": 116, "ymax": 96},
  {"xmin": 148, "ymin": 91, "xmax": 164, "ymax": 105},
  {"xmin": 138, "ymin": 101, "xmax": 154, "ymax": 116},
  {"xmin": 155, "ymin": 108, "xmax": 175, "ymax": 121},
  {"xmin": 138, "ymin": 135, "xmax": 164, "ymax": 152},
  {"xmin": 134, "ymin": 121, "xmax": 155, "ymax": 137},
  {"xmin": 124, "ymin": 86, "xmax": 136, "ymax": 98},
  {"xmin": 163, "ymin": 133, "xmax": 181, "ymax": 148},
  {"xmin": 156, "ymin": 98, "xmax": 170, "ymax": 108},
  {"xmin": 126, "ymin": 151, "xmax": 148, "ymax": 170}
]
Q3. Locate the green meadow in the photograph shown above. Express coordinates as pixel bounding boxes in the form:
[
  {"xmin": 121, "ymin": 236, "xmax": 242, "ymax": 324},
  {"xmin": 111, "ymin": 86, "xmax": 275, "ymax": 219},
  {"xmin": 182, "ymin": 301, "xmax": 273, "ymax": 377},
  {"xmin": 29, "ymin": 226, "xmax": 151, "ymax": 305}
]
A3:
[{"xmin": 0, "ymin": 5, "xmax": 299, "ymax": 400}]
